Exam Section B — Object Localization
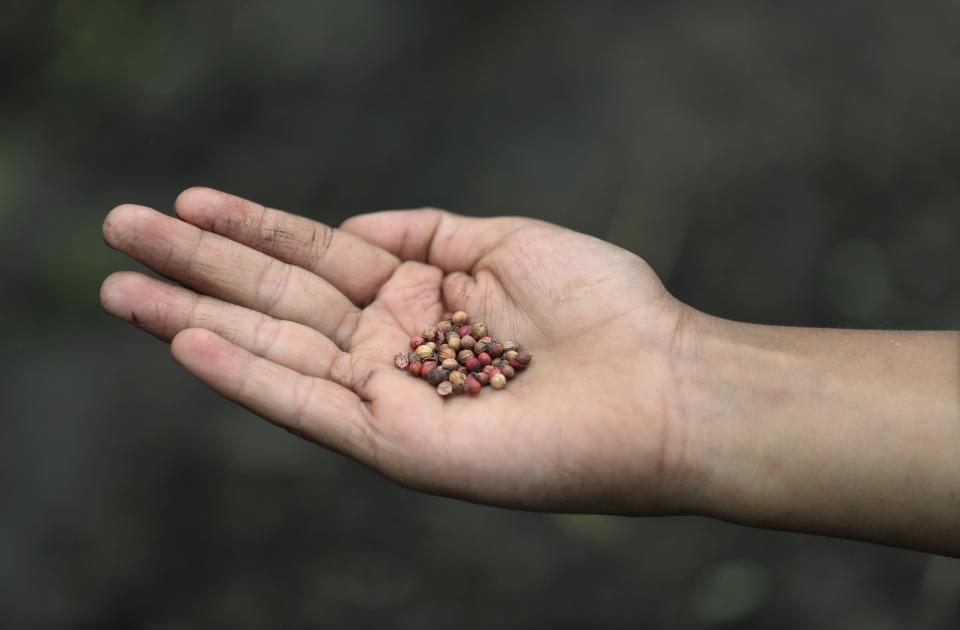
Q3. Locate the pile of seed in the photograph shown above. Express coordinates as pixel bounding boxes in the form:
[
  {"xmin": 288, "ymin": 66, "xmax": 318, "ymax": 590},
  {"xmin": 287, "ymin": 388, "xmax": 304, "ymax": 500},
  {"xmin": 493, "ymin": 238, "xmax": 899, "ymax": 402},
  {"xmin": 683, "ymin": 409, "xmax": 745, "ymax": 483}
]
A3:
[{"xmin": 393, "ymin": 310, "xmax": 532, "ymax": 397}]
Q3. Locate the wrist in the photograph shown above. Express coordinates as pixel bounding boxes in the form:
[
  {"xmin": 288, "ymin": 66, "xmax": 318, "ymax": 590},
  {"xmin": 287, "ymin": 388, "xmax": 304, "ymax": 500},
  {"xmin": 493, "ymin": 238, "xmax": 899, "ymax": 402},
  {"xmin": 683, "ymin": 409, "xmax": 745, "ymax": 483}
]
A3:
[{"xmin": 670, "ymin": 310, "xmax": 960, "ymax": 554}]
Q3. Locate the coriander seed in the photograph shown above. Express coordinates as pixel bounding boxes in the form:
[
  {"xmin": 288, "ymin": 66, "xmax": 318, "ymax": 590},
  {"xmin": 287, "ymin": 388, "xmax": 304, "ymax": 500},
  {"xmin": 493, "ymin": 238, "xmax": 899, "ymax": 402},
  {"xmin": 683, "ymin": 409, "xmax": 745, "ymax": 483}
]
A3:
[
  {"xmin": 427, "ymin": 367, "xmax": 449, "ymax": 386},
  {"xmin": 448, "ymin": 370, "xmax": 466, "ymax": 387},
  {"xmin": 452, "ymin": 311, "xmax": 468, "ymax": 326},
  {"xmin": 465, "ymin": 376, "xmax": 481, "ymax": 397},
  {"xmin": 490, "ymin": 373, "xmax": 507, "ymax": 389},
  {"xmin": 414, "ymin": 344, "xmax": 433, "ymax": 360},
  {"xmin": 437, "ymin": 381, "xmax": 454, "ymax": 396},
  {"xmin": 394, "ymin": 353, "xmax": 410, "ymax": 370}
]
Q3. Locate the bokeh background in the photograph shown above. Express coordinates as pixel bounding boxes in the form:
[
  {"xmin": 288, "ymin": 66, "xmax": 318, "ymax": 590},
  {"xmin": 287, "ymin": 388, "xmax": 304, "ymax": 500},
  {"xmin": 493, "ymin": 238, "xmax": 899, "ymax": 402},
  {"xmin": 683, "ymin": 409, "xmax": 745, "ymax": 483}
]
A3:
[{"xmin": 3, "ymin": 0, "xmax": 960, "ymax": 628}]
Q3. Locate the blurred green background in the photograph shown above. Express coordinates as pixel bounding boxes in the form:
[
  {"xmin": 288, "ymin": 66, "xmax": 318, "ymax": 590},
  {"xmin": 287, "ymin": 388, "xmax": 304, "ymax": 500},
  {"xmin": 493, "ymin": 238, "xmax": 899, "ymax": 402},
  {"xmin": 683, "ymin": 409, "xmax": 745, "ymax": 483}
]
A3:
[{"xmin": 3, "ymin": 1, "xmax": 960, "ymax": 628}]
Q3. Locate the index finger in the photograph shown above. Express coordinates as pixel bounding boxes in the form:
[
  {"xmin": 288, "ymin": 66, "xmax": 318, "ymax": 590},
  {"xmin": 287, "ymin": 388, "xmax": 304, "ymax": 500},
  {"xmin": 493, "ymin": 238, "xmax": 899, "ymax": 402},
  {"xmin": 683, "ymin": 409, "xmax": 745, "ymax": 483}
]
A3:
[{"xmin": 175, "ymin": 187, "xmax": 401, "ymax": 306}]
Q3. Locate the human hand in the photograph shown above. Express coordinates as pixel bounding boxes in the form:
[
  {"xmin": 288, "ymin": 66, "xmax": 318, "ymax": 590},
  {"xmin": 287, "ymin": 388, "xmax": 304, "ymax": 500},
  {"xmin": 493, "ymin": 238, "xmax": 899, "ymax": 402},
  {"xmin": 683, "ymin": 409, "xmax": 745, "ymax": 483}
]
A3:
[{"xmin": 101, "ymin": 188, "xmax": 702, "ymax": 514}]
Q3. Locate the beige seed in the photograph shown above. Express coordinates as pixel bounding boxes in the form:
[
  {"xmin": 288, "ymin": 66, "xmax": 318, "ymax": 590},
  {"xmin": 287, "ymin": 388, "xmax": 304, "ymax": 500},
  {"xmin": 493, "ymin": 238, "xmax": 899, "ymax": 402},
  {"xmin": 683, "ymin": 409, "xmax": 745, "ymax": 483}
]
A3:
[{"xmin": 490, "ymin": 373, "xmax": 507, "ymax": 389}]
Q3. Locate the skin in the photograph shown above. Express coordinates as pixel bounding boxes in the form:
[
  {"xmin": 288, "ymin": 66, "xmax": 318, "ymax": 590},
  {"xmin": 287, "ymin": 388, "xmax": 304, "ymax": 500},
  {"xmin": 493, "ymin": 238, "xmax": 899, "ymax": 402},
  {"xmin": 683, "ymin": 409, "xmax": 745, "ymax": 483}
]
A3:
[{"xmin": 101, "ymin": 188, "xmax": 960, "ymax": 557}]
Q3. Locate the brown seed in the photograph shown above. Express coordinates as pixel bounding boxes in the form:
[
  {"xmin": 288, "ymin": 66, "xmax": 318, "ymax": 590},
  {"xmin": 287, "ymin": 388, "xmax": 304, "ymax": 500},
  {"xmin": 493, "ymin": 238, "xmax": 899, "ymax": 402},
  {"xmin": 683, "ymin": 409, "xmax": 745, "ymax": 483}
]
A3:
[
  {"xmin": 474, "ymin": 340, "xmax": 490, "ymax": 354},
  {"xmin": 414, "ymin": 344, "xmax": 433, "ymax": 360},
  {"xmin": 448, "ymin": 370, "xmax": 466, "ymax": 387},
  {"xmin": 435, "ymin": 331, "xmax": 446, "ymax": 344},
  {"xmin": 501, "ymin": 341, "xmax": 519, "ymax": 353},
  {"xmin": 423, "ymin": 327, "xmax": 437, "ymax": 342},
  {"xmin": 475, "ymin": 372, "xmax": 490, "ymax": 386},
  {"xmin": 489, "ymin": 342, "xmax": 502, "ymax": 358},
  {"xmin": 501, "ymin": 364, "xmax": 516, "ymax": 379},
  {"xmin": 441, "ymin": 358, "xmax": 459, "ymax": 371},
  {"xmin": 428, "ymin": 367, "xmax": 449, "ymax": 386},
  {"xmin": 437, "ymin": 320, "xmax": 454, "ymax": 334},
  {"xmin": 516, "ymin": 351, "xmax": 533, "ymax": 366},
  {"xmin": 490, "ymin": 373, "xmax": 507, "ymax": 389},
  {"xmin": 394, "ymin": 353, "xmax": 410, "ymax": 370},
  {"xmin": 447, "ymin": 335, "xmax": 461, "ymax": 351},
  {"xmin": 503, "ymin": 350, "xmax": 519, "ymax": 361},
  {"xmin": 408, "ymin": 361, "xmax": 422, "ymax": 376},
  {"xmin": 471, "ymin": 322, "xmax": 488, "ymax": 338},
  {"xmin": 457, "ymin": 349, "xmax": 475, "ymax": 363},
  {"xmin": 439, "ymin": 347, "xmax": 457, "ymax": 362},
  {"xmin": 461, "ymin": 335, "xmax": 476, "ymax": 350},
  {"xmin": 452, "ymin": 311, "xmax": 468, "ymax": 326},
  {"xmin": 437, "ymin": 381, "xmax": 454, "ymax": 397}
]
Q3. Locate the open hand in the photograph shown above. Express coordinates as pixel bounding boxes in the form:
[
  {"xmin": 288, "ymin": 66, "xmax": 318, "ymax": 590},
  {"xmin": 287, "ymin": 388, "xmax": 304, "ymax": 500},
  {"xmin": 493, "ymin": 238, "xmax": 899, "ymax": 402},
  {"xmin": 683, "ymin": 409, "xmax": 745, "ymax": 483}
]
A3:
[{"xmin": 101, "ymin": 188, "xmax": 698, "ymax": 514}]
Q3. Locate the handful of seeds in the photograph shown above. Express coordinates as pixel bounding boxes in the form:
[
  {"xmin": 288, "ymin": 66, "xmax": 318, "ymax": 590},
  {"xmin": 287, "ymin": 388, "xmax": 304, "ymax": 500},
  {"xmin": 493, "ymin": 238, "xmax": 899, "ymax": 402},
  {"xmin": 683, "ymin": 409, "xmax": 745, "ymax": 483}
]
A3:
[{"xmin": 393, "ymin": 310, "xmax": 532, "ymax": 397}]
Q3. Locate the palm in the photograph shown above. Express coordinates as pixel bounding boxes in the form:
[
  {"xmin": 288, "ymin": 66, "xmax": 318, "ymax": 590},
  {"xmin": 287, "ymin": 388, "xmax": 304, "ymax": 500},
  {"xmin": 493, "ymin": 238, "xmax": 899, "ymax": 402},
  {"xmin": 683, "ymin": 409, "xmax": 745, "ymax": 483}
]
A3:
[{"xmin": 103, "ymin": 189, "xmax": 687, "ymax": 514}]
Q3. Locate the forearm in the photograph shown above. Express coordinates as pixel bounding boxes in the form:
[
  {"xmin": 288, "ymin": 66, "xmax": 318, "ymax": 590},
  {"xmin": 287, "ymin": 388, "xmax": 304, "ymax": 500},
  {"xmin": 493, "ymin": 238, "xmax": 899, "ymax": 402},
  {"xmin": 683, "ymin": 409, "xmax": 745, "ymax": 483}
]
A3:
[{"xmin": 677, "ymin": 311, "xmax": 960, "ymax": 557}]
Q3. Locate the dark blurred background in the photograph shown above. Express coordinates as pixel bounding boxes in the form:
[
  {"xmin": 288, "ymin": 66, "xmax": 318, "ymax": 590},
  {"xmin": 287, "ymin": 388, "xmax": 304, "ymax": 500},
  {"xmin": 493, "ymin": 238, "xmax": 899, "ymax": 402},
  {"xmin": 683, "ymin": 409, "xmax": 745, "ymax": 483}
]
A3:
[{"xmin": 3, "ymin": 0, "xmax": 960, "ymax": 628}]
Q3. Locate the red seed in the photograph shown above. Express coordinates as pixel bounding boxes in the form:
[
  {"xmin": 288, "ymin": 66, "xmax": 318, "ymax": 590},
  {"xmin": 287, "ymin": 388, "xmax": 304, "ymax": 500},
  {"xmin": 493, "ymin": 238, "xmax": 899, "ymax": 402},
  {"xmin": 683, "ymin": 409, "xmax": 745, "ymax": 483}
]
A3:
[
  {"xmin": 420, "ymin": 363, "xmax": 433, "ymax": 379},
  {"xmin": 482, "ymin": 365, "xmax": 495, "ymax": 375},
  {"xmin": 488, "ymin": 368, "xmax": 502, "ymax": 378},
  {"xmin": 457, "ymin": 324, "xmax": 472, "ymax": 338},
  {"xmin": 477, "ymin": 352, "xmax": 491, "ymax": 366},
  {"xmin": 508, "ymin": 358, "xmax": 522, "ymax": 370},
  {"xmin": 464, "ymin": 357, "xmax": 481, "ymax": 372},
  {"xmin": 408, "ymin": 361, "xmax": 422, "ymax": 376},
  {"xmin": 466, "ymin": 377, "xmax": 481, "ymax": 397},
  {"xmin": 410, "ymin": 336, "xmax": 424, "ymax": 350},
  {"xmin": 475, "ymin": 372, "xmax": 490, "ymax": 386},
  {"xmin": 516, "ymin": 351, "xmax": 533, "ymax": 366},
  {"xmin": 489, "ymin": 342, "xmax": 502, "ymax": 357}
]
